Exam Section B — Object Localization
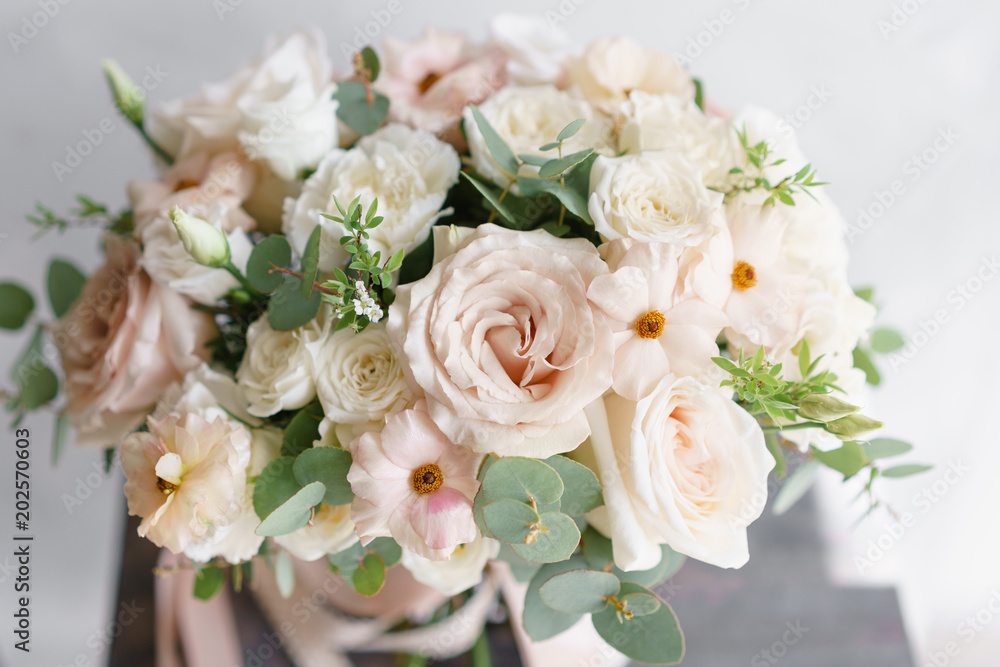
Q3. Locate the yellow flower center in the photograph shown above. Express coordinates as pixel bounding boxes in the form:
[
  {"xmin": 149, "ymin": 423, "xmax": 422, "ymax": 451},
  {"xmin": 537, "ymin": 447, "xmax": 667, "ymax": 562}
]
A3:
[
  {"xmin": 156, "ymin": 477, "xmax": 178, "ymax": 495},
  {"xmin": 635, "ymin": 310, "xmax": 666, "ymax": 340},
  {"xmin": 418, "ymin": 72, "xmax": 442, "ymax": 95},
  {"xmin": 731, "ymin": 261, "xmax": 758, "ymax": 291},
  {"xmin": 412, "ymin": 463, "xmax": 444, "ymax": 495}
]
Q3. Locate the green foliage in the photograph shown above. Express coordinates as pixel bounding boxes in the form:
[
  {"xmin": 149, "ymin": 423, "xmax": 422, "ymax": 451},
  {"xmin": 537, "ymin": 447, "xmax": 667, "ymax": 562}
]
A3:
[
  {"xmin": 255, "ymin": 482, "xmax": 326, "ymax": 537},
  {"xmin": 880, "ymin": 464, "xmax": 933, "ymax": 478},
  {"xmin": 812, "ymin": 441, "xmax": 867, "ymax": 479},
  {"xmin": 772, "ymin": 460, "xmax": 819, "ymax": 515},
  {"xmin": 274, "ymin": 549, "xmax": 296, "ymax": 598},
  {"xmin": 542, "ymin": 455, "xmax": 603, "ymax": 516},
  {"xmin": 483, "ymin": 499, "xmax": 540, "ymax": 543},
  {"xmin": 870, "ymin": 328, "xmax": 905, "ymax": 353},
  {"xmin": 280, "ymin": 403, "xmax": 325, "ymax": 458},
  {"xmin": 253, "ymin": 457, "xmax": 303, "ymax": 522},
  {"xmin": 461, "ymin": 172, "xmax": 519, "ymax": 226},
  {"xmin": 46, "ymin": 259, "xmax": 86, "ymax": 318},
  {"xmin": 853, "ymin": 345, "xmax": 882, "ymax": 385},
  {"xmin": 469, "ymin": 105, "xmax": 520, "ymax": 176},
  {"xmin": 193, "ymin": 566, "xmax": 226, "ymax": 601},
  {"xmin": 511, "ymin": 511, "xmax": 580, "ymax": 563},
  {"xmin": 246, "ymin": 235, "xmax": 292, "ymax": 294},
  {"xmin": 591, "ymin": 583, "xmax": 684, "ymax": 665},
  {"xmin": 538, "ymin": 149, "xmax": 594, "ymax": 179},
  {"xmin": 300, "ymin": 225, "xmax": 322, "ymax": 298},
  {"xmin": 293, "ymin": 446, "xmax": 354, "ymax": 506},
  {"xmin": 266, "ymin": 275, "xmax": 322, "ymax": 331},
  {"xmin": 539, "ymin": 569, "xmax": 619, "ymax": 614},
  {"xmin": 51, "ymin": 413, "xmax": 70, "ymax": 465},
  {"xmin": 352, "ymin": 553, "xmax": 387, "ymax": 596},
  {"xmin": 333, "ymin": 81, "xmax": 389, "ymax": 136},
  {"xmin": 495, "ymin": 543, "xmax": 543, "ymax": 583},
  {"xmin": 0, "ymin": 283, "xmax": 34, "ymax": 330},
  {"xmin": 26, "ymin": 196, "xmax": 132, "ymax": 237},
  {"xmin": 693, "ymin": 78, "xmax": 705, "ymax": 111},
  {"xmin": 722, "ymin": 126, "xmax": 827, "ymax": 207},
  {"xmin": 481, "ymin": 456, "xmax": 564, "ymax": 506},
  {"xmin": 522, "ymin": 555, "xmax": 589, "ymax": 641},
  {"xmin": 8, "ymin": 326, "xmax": 59, "ymax": 413},
  {"xmin": 863, "ymin": 438, "xmax": 913, "ymax": 460},
  {"xmin": 327, "ymin": 538, "xmax": 403, "ymax": 596}
]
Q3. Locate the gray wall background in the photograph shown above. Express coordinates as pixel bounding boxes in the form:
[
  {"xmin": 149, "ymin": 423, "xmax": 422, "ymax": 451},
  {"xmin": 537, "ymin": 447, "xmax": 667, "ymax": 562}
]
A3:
[{"xmin": 1, "ymin": 0, "xmax": 998, "ymax": 665}]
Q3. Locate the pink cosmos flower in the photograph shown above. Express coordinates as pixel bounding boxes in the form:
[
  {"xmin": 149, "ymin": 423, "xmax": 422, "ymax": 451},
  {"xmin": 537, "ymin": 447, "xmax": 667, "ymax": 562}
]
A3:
[
  {"xmin": 588, "ymin": 240, "xmax": 727, "ymax": 400},
  {"xmin": 347, "ymin": 403, "xmax": 480, "ymax": 560},
  {"xmin": 377, "ymin": 28, "xmax": 506, "ymax": 146}
]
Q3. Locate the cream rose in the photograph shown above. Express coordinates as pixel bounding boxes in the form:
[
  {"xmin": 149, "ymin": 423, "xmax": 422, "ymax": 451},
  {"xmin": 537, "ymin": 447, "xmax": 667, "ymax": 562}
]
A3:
[
  {"xmin": 584, "ymin": 376, "xmax": 774, "ymax": 570},
  {"xmin": 149, "ymin": 30, "xmax": 337, "ymax": 181},
  {"xmin": 566, "ymin": 36, "xmax": 694, "ymax": 108},
  {"xmin": 274, "ymin": 503, "xmax": 358, "ymax": 562},
  {"xmin": 310, "ymin": 322, "xmax": 414, "ymax": 433},
  {"xmin": 617, "ymin": 92, "xmax": 742, "ymax": 189},
  {"xmin": 589, "ymin": 152, "xmax": 722, "ymax": 246},
  {"xmin": 237, "ymin": 316, "xmax": 324, "ymax": 417},
  {"xmin": 490, "ymin": 14, "xmax": 572, "ymax": 87},
  {"xmin": 53, "ymin": 234, "xmax": 215, "ymax": 448},
  {"xmin": 388, "ymin": 224, "xmax": 614, "ymax": 458},
  {"xmin": 400, "ymin": 535, "xmax": 500, "ymax": 596},
  {"xmin": 464, "ymin": 85, "xmax": 614, "ymax": 188},
  {"xmin": 282, "ymin": 123, "xmax": 460, "ymax": 272}
]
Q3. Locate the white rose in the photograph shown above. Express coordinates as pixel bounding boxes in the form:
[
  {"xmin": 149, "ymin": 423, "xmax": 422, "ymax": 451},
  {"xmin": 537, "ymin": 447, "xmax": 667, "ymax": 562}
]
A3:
[
  {"xmin": 566, "ymin": 36, "xmax": 694, "ymax": 108},
  {"xmin": 140, "ymin": 205, "xmax": 253, "ymax": 305},
  {"xmin": 282, "ymin": 123, "xmax": 460, "ymax": 272},
  {"xmin": 618, "ymin": 92, "xmax": 742, "ymax": 189},
  {"xmin": 274, "ymin": 503, "xmax": 358, "ymax": 562},
  {"xmin": 310, "ymin": 322, "xmax": 414, "ymax": 429},
  {"xmin": 150, "ymin": 30, "xmax": 337, "ymax": 181},
  {"xmin": 584, "ymin": 376, "xmax": 773, "ymax": 570},
  {"xmin": 464, "ymin": 85, "xmax": 614, "ymax": 188},
  {"xmin": 589, "ymin": 152, "xmax": 722, "ymax": 246},
  {"xmin": 237, "ymin": 316, "xmax": 324, "ymax": 417},
  {"xmin": 400, "ymin": 535, "xmax": 500, "ymax": 596},
  {"xmin": 490, "ymin": 14, "xmax": 572, "ymax": 86}
]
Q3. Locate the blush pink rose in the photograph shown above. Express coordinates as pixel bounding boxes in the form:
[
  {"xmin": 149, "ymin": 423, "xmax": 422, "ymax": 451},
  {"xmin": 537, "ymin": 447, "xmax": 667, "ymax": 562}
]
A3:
[
  {"xmin": 54, "ymin": 234, "xmax": 215, "ymax": 448},
  {"xmin": 376, "ymin": 27, "xmax": 506, "ymax": 147},
  {"xmin": 388, "ymin": 225, "xmax": 615, "ymax": 458}
]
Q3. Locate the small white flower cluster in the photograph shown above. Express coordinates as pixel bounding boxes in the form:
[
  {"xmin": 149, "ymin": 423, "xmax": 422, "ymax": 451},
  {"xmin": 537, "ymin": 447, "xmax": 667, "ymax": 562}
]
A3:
[{"xmin": 352, "ymin": 280, "xmax": 384, "ymax": 322}]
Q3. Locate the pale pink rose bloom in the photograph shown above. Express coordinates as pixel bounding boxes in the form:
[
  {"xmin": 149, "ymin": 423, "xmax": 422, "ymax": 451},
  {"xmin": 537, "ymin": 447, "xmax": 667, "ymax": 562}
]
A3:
[
  {"xmin": 566, "ymin": 36, "xmax": 694, "ymax": 108},
  {"xmin": 128, "ymin": 151, "xmax": 258, "ymax": 236},
  {"xmin": 589, "ymin": 240, "xmax": 726, "ymax": 400},
  {"xmin": 121, "ymin": 412, "xmax": 251, "ymax": 555},
  {"xmin": 347, "ymin": 404, "xmax": 480, "ymax": 560},
  {"xmin": 53, "ymin": 235, "xmax": 215, "ymax": 448},
  {"xmin": 388, "ymin": 225, "xmax": 615, "ymax": 458},
  {"xmin": 722, "ymin": 202, "xmax": 809, "ymax": 353},
  {"xmin": 377, "ymin": 28, "xmax": 506, "ymax": 146}
]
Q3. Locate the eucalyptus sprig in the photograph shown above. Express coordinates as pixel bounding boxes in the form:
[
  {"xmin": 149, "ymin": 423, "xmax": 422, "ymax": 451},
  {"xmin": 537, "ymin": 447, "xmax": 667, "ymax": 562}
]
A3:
[
  {"xmin": 318, "ymin": 196, "xmax": 404, "ymax": 332},
  {"xmin": 26, "ymin": 195, "xmax": 133, "ymax": 237},
  {"xmin": 722, "ymin": 126, "xmax": 827, "ymax": 206}
]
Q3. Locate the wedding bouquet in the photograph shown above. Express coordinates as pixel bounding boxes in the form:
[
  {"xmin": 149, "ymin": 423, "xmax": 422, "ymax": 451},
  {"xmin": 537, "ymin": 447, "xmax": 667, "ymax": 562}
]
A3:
[{"xmin": 3, "ymin": 15, "xmax": 927, "ymax": 666}]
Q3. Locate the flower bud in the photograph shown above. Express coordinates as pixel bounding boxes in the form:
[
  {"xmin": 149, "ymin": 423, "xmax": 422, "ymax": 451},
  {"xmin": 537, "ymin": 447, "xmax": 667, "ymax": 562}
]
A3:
[
  {"xmin": 825, "ymin": 413, "xmax": 884, "ymax": 440},
  {"xmin": 169, "ymin": 207, "xmax": 231, "ymax": 268},
  {"xmin": 798, "ymin": 393, "xmax": 860, "ymax": 422},
  {"xmin": 101, "ymin": 59, "xmax": 145, "ymax": 127}
]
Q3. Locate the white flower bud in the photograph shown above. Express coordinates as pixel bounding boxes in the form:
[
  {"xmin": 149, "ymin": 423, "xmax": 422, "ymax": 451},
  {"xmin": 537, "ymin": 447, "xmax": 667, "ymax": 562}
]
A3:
[
  {"xmin": 168, "ymin": 206, "xmax": 231, "ymax": 268},
  {"xmin": 102, "ymin": 59, "xmax": 145, "ymax": 127}
]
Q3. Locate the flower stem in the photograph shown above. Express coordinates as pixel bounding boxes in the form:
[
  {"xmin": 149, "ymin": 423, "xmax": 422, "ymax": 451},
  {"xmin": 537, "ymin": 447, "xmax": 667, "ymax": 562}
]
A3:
[
  {"xmin": 222, "ymin": 261, "xmax": 265, "ymax": 298},
  {"xmin": 137, "ymin": 124, "xmax": 174, "ymax": 165},
  {"xmin": 762, "ymin": 421, "xmax": 825, "ymax": 432}
]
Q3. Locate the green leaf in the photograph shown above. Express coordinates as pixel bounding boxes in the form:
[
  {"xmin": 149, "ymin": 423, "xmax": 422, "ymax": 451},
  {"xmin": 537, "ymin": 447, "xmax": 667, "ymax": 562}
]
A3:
[
  {"xmin": 813, "ymin": 441, "xmax": 867, "ymax": 479},
  {"xmin": 482, "ymin": 499, "xmax": 539, "ymax": 544},
  {"xmin": 0, "ymin": 283, "xmax": 35, "ymax": 330},
  {"xmin": 333, "ymin": 82, "xmax": 390, "ymax": 136},
  {"xmin": 46, "ymin": 259, "xmax": 86, "ymax": 318},
  {"xmin": 539, "ymin": 569, "xmax": 619, "ymax": 614},
  {"xmin": 52, "ymin": 413, "xmax": 70, "ymax": 465},
  {"xmin": 797, "ymin": 339, "xmax": 811, "ymax": 378},
  {"xmin": 614, "ymin": 546, "xmax": 685, "ymax": 589},
  {"xmin": 557, "ymin": 118, "xmax": 586, "ymax": 142},
  {"xmin": 281, "ymin": 403, "xmax": 325, "ymax": 458},
  {"xmin": 870, "ymin": 328, "xmax": 905, "ymax": 353},
  {"xmin": 693, "ymin": 78, "xmax": 704, "ymax": 111},
  {"xmin": 542, "ymin": 455, "xmax": 603, "ymax": 515},
  {"xmin": 773, "ymin": 459, "xmax": 819, "ymax": 515},
  {"xmin": 274, "ymin": 549, "xmax": 296, "ymax": 598},
  {"xmin": 471, "ymin": 628, "xmax": 492, "ymax": 667},
  {"xmin": 384, "ymin": 247, "xmax": 405, "ymax": 272},
  {"xmin": 591, "ymin": 582, "xmax": 684, "ymax": 665},
  {"xmin": 255, "ymin": 481, "xmax": 326, "ymax": 537},
  {"xmin": 766, "ymin": 434, "xmax": 786, "ymax": 479},
  {"xmin": 267, "ymin": 275, "xmax": 322, "ymax": 331},
  {"xmin": 300, "ymin": 225, "xmax": 322, "ymax": 299},
  {"xmin": 461, "ymin": 172, "xmax": 518, "ymax": 226},
  {"xmin": 20, "ymin": 366, "xmax": 58, "ymax": 410},
  {"xmin": 516, "ymin": 175, "xmax": 591, "ymax": 223},
  {"xmin": 712, "ymin": 356, "xmax": 750, "ymax": 378},
  {"xmin": 496, "ymin": 543, "xmax": 542, "ymax": 583},
  {"xmin": 360, "ymin": 46, "xmax": 380, "ymax": 82},
  {"xmin": 517, "ymin": 153, "xmax": 550, "ymax": 167},
  {"xmin": 539, "ymin": 142, "xmax": 560, "ymax": 152},
  {"xmin": 863, "ymin": 438, "xmax": 913, "ymax": 460},
  {"xmin": 621, "ymin": 591, "xmax": 662, "ymax": 617},
  {"xmin": 482, "ymin": 456, "xmax": 564, "ymax": 506},
  {"xmin": 253, "ymin": 456, "xmax": 302, "ymax": 520},
  {"xmin": 352, "ymin": 553, "xmax": 386, "ymax": 596},
  {"xmin": 366, "ymin": 537, "xmax": 403, "ymax": 568},
  {"xmin": 470, "ymin": 105, "xmax": 519, "ymax": 176},
  {"xmin": 328, "ymin": 542, "xmax": 365, "ymax": 580},
  {"xmin": 855, "ymin": 286, "xmax": 875, "ymax": 303},
  {"xmin": 522, "ymin": 555, "xmax": 588, "ymax": 641},
  {"xmin": 581, "ymin": 525, "xmax": 615, "ymax": 570},
  {"xmin": 193, "ymin": 566, "xmax": 226, "ymax": 601},
  {"xmin": 293, "ymin": 446, "xmax": 354, "ymax": 506},
  {"xmin": 512, "ymin": 511, "xmax": 580, "ymax": 563},
  {"xmin": 881, "ymin": 464, "xmax": 933, "ymax": 478},
  {"xmin": 853, "ymin": 345, "xmax": 881, "ymax": 386},
  {"xmin": 538, "ymin": 149, "xmax": 594, "ymax": 179}
]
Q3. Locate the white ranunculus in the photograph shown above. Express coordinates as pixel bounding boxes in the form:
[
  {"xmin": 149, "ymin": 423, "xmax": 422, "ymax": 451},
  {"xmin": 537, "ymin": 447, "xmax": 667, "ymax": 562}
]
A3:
[
  {"xmin": 618, "ymin": 92, "xmax": 743, "ymax": 190},
  {"xmin": 400, "ymin": 535, "xmax": 500, "ymax": 596},
  {"xmin": 274, "ymin": 502, "xmax": 358, "ymax": 562},
  {"xmin": 140, "ymin": 205, "xmax": 253, "ymax": 305},
  {"xmin": 150, "ymin": 30, "xmax": 337, "ymax": 181},
  {"xmin": 464, "ymin": 85, "xmax": 614, "ymax": 188},
  {"xmin": 584, "ymin": 376, "xmax": 774, "ymax": 570},
  {"xmin": 282, "ymin": 123, "xmax": 460, "ymax": 272},
  {"xmin": 589, "ymin": 152, "xmax": 722, "ymax": 246},
  {"xmin": 490, "ymin": 14, "xmax": 572, "ymax": 86},
  {"xmin": 237, "ymin": 316, "xmax": 324, "ymax": 418},
  {"xmin": 310, "ymin": 322, "xmax": 414, "ymax": 428}
]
